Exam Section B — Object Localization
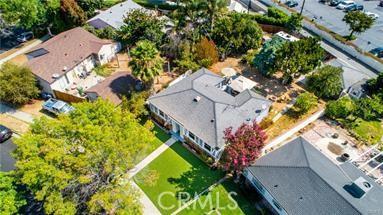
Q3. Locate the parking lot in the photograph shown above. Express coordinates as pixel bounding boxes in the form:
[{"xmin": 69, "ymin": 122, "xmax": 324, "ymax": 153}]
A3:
[{"xmin": 288, "ymin": 0, "xmax": 383, "ymax": 52}]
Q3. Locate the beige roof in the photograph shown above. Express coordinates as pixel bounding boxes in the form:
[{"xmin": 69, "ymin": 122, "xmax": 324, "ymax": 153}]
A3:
[
  {"xmin": 26, "ymin": 27, "xmax": 114, "ymax": 83},
  {"xmin": 86, "ymin": 71, "xmax": 136, "ymax": 105},
  {"xmin": 229, "ymin": 76, "xmax": 257, "ymax": 93}
]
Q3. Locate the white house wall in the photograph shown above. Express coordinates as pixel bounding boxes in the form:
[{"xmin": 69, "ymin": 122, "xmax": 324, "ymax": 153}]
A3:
[{"xmin": 98, "ymin": 43, "xmax": 121, "ymax": 65}]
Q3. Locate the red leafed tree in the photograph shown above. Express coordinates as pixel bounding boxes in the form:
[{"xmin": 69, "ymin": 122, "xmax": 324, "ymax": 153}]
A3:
[{"xmin": 219, "ymin": 121, "xmax": 267, "ymax": 174}]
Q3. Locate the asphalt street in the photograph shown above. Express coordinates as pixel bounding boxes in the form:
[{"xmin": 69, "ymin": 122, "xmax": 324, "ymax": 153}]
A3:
[
  {"xmin": 288, "ymin": 0, "xmax": 383, "ymax": 52},
  {"xmin": 0, "ymin": 138, "xmax": 16, "ymax": 172}
]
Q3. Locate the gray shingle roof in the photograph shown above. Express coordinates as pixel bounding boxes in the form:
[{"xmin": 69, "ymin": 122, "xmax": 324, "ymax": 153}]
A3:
[
  {"xmin": 148, "ymin": 68, "xmax": 271, "ymax": 149},
  {"xmin": 87, "ymin": 0, "xmax": 143, "ymax": 29},
  {"xmin": 247, "ymin": 137, "xmax": 383, "ymax": 215}
]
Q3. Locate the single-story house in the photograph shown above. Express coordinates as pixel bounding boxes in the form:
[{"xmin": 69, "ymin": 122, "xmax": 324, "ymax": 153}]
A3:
[
  {"xmin": 87, "ymin": 0, "xmax": 144, "ymax": 30},
  {"xmin": 148, "ymin": 68, "xmax": 271, "ymax": 160},
  {"xmin": 26, "ymin": 27, "xmax": 121, "ymax": 97},
  {"xmin": 244, "ymin": 137, "xmax": 383, "ymax": 215},
  {"xmin": 86, "ymin": 71, "xmax": 137, "ymax": 105}
]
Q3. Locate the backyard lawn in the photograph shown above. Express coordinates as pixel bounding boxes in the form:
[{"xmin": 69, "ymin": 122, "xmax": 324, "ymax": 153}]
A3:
[
  {"xmin": 178, "ymin": 180, "xmax": 260, "ymax": 215},
  {"xmin": 350, "ymin": 119, "xmax": 383, "ymax": 145},
  {"xmin": 134, "ymin": 142, "xmax": 225, "ymax": 214}
]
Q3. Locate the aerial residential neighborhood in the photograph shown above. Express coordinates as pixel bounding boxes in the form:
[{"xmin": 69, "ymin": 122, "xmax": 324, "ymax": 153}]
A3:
[{"xmin": 0, "ymin": 0, "xmax": 382, "ymax": 214}]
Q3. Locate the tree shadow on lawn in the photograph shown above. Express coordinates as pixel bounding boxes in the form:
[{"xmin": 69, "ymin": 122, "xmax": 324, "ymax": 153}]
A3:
[{"xmin": 167, "ymin": 143, "xmax": 225, "ymax": 201}]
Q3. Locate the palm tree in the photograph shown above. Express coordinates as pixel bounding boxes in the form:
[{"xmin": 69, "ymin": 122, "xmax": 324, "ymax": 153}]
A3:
[
  {"xmin": 129, "ymin": 40, "xmax": 164, "ymax": 88},
  {"xmin": 205, "ymin": 0, "xmax": 229, "ymax": 31}
]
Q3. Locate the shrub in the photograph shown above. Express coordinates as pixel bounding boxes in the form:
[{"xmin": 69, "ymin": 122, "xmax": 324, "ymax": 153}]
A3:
[
  {"xmin": 194, "ymin": 37, "xmax": 219, "ymax": 67},
  {"xmin": 325, "ymin": 96, "xmax": 356, "ymax": 119},
  {"xmin": 294, "ymin": 92, "xmax": 318, "ymax": 114},
  {"xmin": 306, "ymin": 65, "xmax": 343, "ymax": 99},
  {"xmin": 355, "ymin": 95, "xmax": 383, "ymax": 121}
]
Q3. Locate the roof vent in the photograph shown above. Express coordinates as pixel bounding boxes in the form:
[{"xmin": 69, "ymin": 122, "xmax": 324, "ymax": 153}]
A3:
[
  {"xmin": 64, "ymin": 53, "xmax": 68, "ymax": 56},
  {"xmin": 194, "ymin": 96, "xmax": 201, "ymax": 102},
  {"xmin": 52, "ymin": 73, "xmax": 60, "ymax": 79},
  {"xmin": 63, "ymin": 66, "xmax": 68, "ymax": 71},
  {"xmin": 344, "ymin": 177, "xmax": 373, "ymax": 198}
]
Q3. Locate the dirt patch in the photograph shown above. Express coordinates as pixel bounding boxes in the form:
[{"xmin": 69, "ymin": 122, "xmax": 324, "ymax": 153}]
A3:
[
  {"xmin": 209, "ymin": 58, "xmax": 245, "ymax": 74},
  {"xmin": 0, "ymin": 114, "xmax": 30, "ymax": 134},
  {"xmin": 19, "ymin": 99, "xmax": 52, "ymax": 119}
]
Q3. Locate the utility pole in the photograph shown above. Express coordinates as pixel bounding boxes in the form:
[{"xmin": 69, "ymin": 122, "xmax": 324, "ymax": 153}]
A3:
[{"xmin": 300, "ymin": 0, "xmax": 306, "ymax": 15}]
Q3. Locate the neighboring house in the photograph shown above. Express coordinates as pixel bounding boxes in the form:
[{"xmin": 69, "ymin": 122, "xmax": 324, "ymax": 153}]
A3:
[
  {"xmin": 148, "ymin": 68, "xmax": 271, "ymax": 160},
  {"xmin": 26, "ymin": 27, "xmax": 121, "ymax": 97},
  {"xmin": 86, "ymin": 71, "xmax": 138, "ymax": 105},
  {"xmin": 87, "ymin": 0, "xmax": 144, "ymax": 30},
  {"xmin": 244, "ymin": 137, "xmax": 383, "ymax": 215},
  {"xmin": 228, "ymin": 0, "xmax": 248, "ymax": 13}
]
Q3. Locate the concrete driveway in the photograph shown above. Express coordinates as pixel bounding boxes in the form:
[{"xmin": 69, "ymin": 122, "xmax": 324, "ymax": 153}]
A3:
[
  {"xmin": 0, "ymin": 138, "xmax": 16, "ymax": 172},
  {"xmin": 288, "ymin": 0, "xmax": 383, "ymax": 52}
]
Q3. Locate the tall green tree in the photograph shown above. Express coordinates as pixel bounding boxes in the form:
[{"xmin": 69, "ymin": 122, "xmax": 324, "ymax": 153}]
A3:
[
  {"xmin": 274, "ymin": 37, "xmax": 324, "ymax": 84},
  {"xmin": 0, "ymin": 62, "xmax": 40, "ymax": 105},
  {"xmin": 0, "ymin": 172, "xmax": 26, "ymax": 215},
  {"xmin": 129, "ymin": 40, "xmax": 164, "ymax": 87},
  {"xmin": 13, "ymin": 99, "xmax": 159, "ymax": 214},
  {"xmin": 212, "ymin": 12, "xmax": 262, "ymax": 58},
  {"xmin": 366, "ymin": 73, "xmax": 383, "ymax": 96},
  {"xmin": 343, "ymin": 11, "xmax": 374, "ymax": 40},
  {"xmin": 286, "ymin": 13, "xmax": 303, "ymax": 32},
  {"xmin": 307, "ymin": 65, "xmax": 343, "ymax": 99},
  {"xmin": 118, "ymin": 9, "xmax": 165, "ymax": 47},
  {"xmin": 355, "ymin": 95, "xmax": 383, "ymax": 121},
  {"xmin": 204, "ymin": 0, "xmax": 229, "ymax": 31},
  {"xmin": 253, "ymin": 36, "xmax": 286, "ymax": 76}
]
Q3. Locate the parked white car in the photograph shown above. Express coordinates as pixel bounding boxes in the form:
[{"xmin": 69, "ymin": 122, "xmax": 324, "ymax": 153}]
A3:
[
  {"xmin": 364, "ymin": 12, "xmax": 379, "ymax": 20},
  {"xmin": 336, "ymin": 0, "xmax": 355, "ymax": 9},
  {"xmin": 42, "ymin": 98, "xmax": 75, "ymax": 115}
]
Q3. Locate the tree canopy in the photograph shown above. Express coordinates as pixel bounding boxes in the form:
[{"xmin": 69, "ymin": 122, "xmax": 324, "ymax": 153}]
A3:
[
  {"xmin": 219, "ymin": 121, "xmax": 267, "ymax": 174},
  {"xmin": 129, "ymin": 40, "xmax": 164, "ymax": 86},
  {"xmin": 194, "ymin": 37, "xmax": 219, "ymax": 67},
  {"xmin": 253, "ymin": 36, "xmax": 286, "ymax": 76},
  {"xmin": 307, "ymin": 65, "xmax": 343, "ymax": 99},
  {"xmin": 0, "ymin": 62, "xmax": 40, "ymax": 105},
  {"xmin": 325, "ymin": 96, "xmax": 356, "ymax": 119},
  {"xmin": 343, "ymin": 11, "xmax": 374, "ymax": 40},
  {"xmin": 0, "ymin": 172, "xmax": 26, "ymax": 215},
  {"xmin": 13, "ymin": 99, "xmax": 161, "ymax": 214},
  {"xmin": 118, "ymin": 9, "xmax": 165, "ymax": 47},
  {"xmin": 274, "ymin": 37, "xmax": 324, "ymax": 84},
  {"xmin": 355, "ymin": 95, "xmax": 383, "ymax": 121},
  {"xmin": 212, "ymin": 12, "xmax": 263, "ymax": 57}
]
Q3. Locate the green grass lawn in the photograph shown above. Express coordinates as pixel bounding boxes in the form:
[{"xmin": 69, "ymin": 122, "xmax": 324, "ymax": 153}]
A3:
[
  {"xmin": 351, "ymin": 118, "xmax": 383, "ymax": 144},
  {"xmin": 178, "ymin": 180, "xmax": 260, "ymax": 215},
  {"xmin": 152, "ymin": 124, "xmax": 171, "ymax": 143},
  {"xmin": 134, "ymin": 142, "xmax": 225, "ymax": 214}
]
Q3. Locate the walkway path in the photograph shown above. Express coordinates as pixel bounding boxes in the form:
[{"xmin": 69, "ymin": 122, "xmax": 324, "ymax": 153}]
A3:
[
  {"xmin": 128, "ymin": 137, "xmax": 177, "ymax": 179},
  {"xmin": 128, "ymin": 137, "xmax": 177, "ymax": 215},
  {"xmin": 0, "ymin": 102, "xmax": 35, "ymax": 123},
  {"xmin": 0, "ymin": 35, "xmax": 50, "ymax": 65},
  {"xmin": 263, "ymin": 109, "xmax": 325, "ymax": 153}
]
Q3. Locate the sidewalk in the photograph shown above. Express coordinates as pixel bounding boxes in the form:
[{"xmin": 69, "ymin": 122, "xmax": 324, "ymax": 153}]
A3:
[
  {"xmin": 0, "ymin": 102, "xmax": 35, "ymax": 123},
  {"xmin": 128, "ymin": 137, "xmax": 177, "ymax": 179},
  {"xmin": 128, "ymin": 137, "xmax": 177, "ymax": 215}
]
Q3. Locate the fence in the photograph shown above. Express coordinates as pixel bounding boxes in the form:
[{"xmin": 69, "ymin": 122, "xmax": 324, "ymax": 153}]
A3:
[{"xmin": 53, "ymin": 90, "xmax": 85, "ymax": 103}]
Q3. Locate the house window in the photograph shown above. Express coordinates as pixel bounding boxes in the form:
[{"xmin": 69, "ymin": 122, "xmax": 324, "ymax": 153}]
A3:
[
  {"xmin": 204, "ymin": 143, "xmax": 211, "ymax": 152},
  {"xmin": 198, "ymin": 138, "xmax": 203, "ymax": 146},
  {"xmin": 159, "ymin": 110, "xmax": 165, "ymax": 118},
  {"xmin": 272, "ymin": 199, "xmax": 282, "ymax": 211},
  {"xmin": 188, "ymin": 132, "xmax": 195, "ymax": 140}
]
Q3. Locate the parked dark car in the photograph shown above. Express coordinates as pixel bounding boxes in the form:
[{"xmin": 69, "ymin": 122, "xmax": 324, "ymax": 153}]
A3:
[
  {"xmin": 0, "ymin": 125, "xmax": 13, "ymax": 143},
  {"xmin": 344, "ymin": 3, "xmax": 364, "ymax": 12},
  {"xmin": 379, "ymin": 0, "xmax": 383, "ymax": 7},
  {"xmin": 369, "ymin": 47, "xmax": 383, "ymax": 58},
  {"xmin": 330, "ymin": 0, "xmax": 342, "ymax": 6},
  {"xmin": 16, "ymin": 31, "xmax": 33, "ymax": 43},
  {"xmin": 285, "ymin": 0, "xmax": 299, "ymax": 7}
]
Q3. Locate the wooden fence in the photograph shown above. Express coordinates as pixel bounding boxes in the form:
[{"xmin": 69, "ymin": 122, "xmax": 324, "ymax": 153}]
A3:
[{"xmin": 53, "ymin": 90, "xmax": 85, "ymax": 103}]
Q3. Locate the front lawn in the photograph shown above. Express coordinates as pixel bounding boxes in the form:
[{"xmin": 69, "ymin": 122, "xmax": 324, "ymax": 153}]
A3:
[
  {"xmin": 152, "ymin": 124, "xmax": 171, "ymax": 143},
  {"xmin": 134, "ymin": 142, "xmax": 224, "ymax": 214},
  {"xmin": 350, "ymin": 118, "xmax": 383, "ymax": 145},
  {"xmin": 178, "ymin": 180, "xmax": 260, "ymax": 215}
]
